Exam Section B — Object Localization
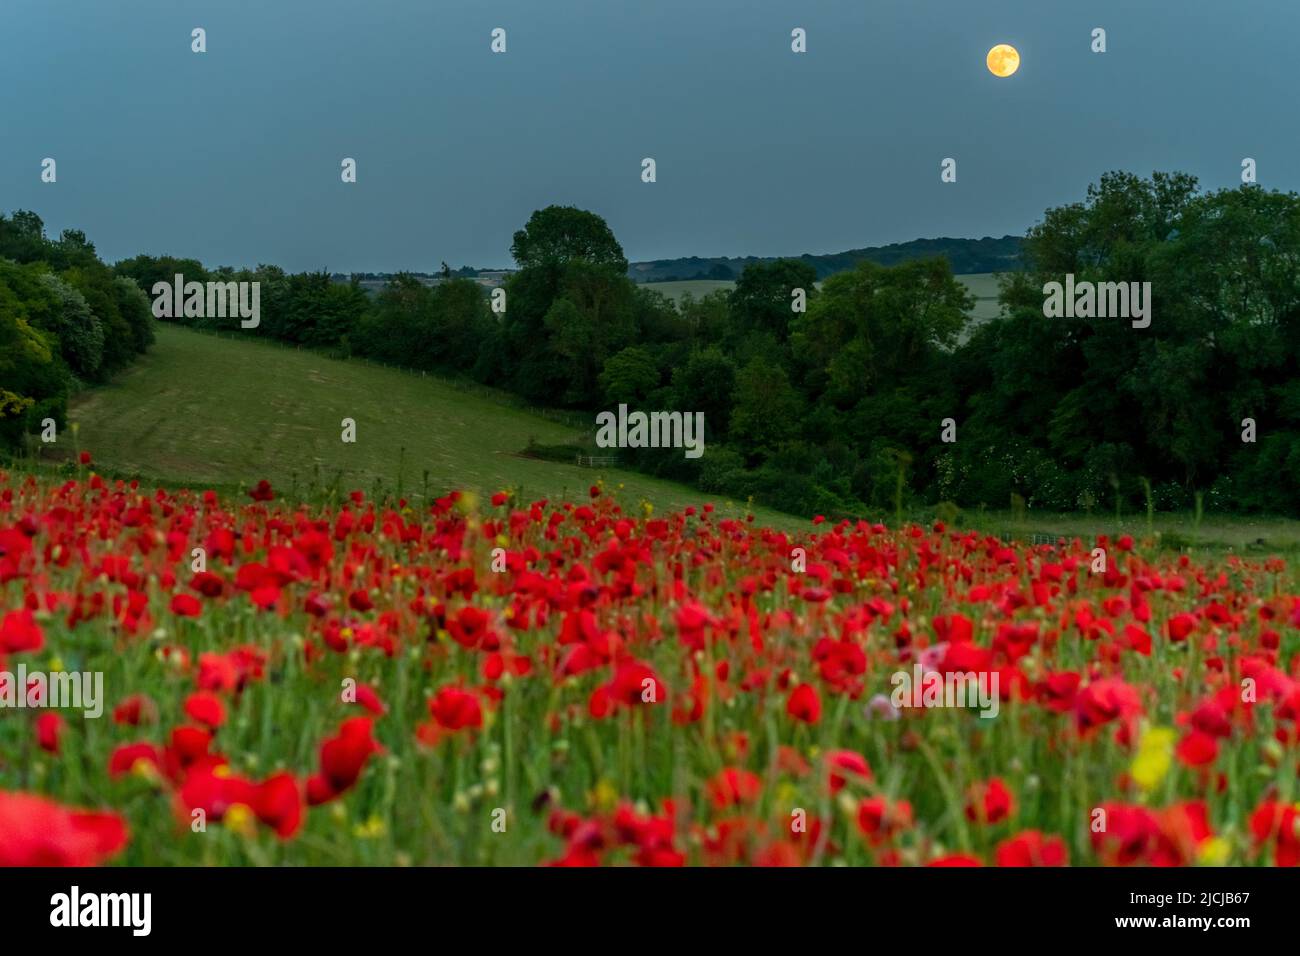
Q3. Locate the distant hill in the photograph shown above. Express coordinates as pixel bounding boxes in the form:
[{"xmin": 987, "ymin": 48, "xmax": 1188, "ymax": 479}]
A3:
[{"xmin": 628, "ymin": 235, "xmax": 1023, "ymax": 282}]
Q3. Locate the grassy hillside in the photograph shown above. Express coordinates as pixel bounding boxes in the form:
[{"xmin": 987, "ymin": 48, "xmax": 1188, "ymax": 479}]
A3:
[{"xmin": 63, "ymin": 323, "xmax": 801, "ymax": 527}]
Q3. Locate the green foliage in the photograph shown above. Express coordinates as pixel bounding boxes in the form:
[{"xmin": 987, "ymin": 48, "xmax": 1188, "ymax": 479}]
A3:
[
  {"xmin": 0, "ymin": 281, "xmax": 62, "ymax": 448},
  {"xmin": 670, "ymin": 347, "xmax": 737, "ymax": 440},
  {"xmin": 599, "ymin": 346, "xmax": 660, "ymax": 407},
  {"xmin": 114, "ymin": 253, "xmax": 211, "ymax": 295},
  {"xmin": 793, "ymin": 258, "xmax": 971, "ymax": 400},
  {"xmin": 729, "ymin": 259, "xmax": 817, "ymax": 344},
  {"xmin": 41, "ymin": 272, "xmax": 104, "ymax": 379},
  {"xmin": 729, "ymin": 356, "xmax": 803, "ymax": 461},
  {"xmin": 958, "ymin": 173, "xmax": 1300, "ymax": 514},
  {"xmin": 521, "ymin": 437, "xmax": 588, "ymax": 463},
  {"xmin": 510, "ymin": 205, "xmax": 628, "ymax": 273},
  {"xmin": 351, "ymin": 274, "xmax": 488, "ymax": 371},
  {"xmin": 0, "ymin": 211, "xmax": 152, "ymax": 450}
]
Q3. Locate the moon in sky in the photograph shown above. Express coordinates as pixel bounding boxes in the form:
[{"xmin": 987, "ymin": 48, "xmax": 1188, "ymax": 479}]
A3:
[{"xmin": 986, "ymin": 44, "xmax": 1020, "ymax": 78}]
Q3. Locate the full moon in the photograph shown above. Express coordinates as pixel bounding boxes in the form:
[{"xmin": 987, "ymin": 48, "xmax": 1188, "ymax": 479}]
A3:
[{"xmin": 986, "ymin": 44, "xmax": 1020, "ymax": 78}]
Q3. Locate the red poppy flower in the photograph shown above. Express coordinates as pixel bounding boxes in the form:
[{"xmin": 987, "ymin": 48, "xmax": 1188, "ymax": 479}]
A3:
[
  {"xmin": 112, "ymin": 694, "xmax": 156, "ymax": 726},
  {"xmin": 1167, "ymin": 613, "xmax": 1197, "ymax": 642},
  {"xmin": 164, "ymin": 725, "xmax": 215, "ymax": 778},
  {"xmin": 607, "ymin": 660, "xmax": 664, "ymax": 707},
  {"xmin": 177, "ymin": 765, "xmax": 257, "ymax": 824},
  {"xmin": 447, "ymin": 606, "xmax": 496, "ymax": 650},
  {"xmin": 858, "ymin": 796, "xmax": 914, "ymax": 843},
  {"xmin": 184, "ymin": 691, "xmax": 227, "ymax": 730},
  {"xmin": 1175, "ymin": 730, "xmax": 1219, "ymax": 767},
  {"xmin": 1091, "ymin": 801, "xmax": 1213, "ymax": 866},
  {"xmin": 350, "ymin": 682, "xmax": 386, "ymax": 715},
  {"xmin": 253, "ymin": 772, "xmax": 304, "ymax": 839},
  {"xmin": 430, "ymin": 686, "xmax": 483, "ymax": 731},
  {"xmin": 995, "ymin": 830, "xmax": 1068, "ymax": 866},
  {"xmin": 309, "ymin": 717, "xmax": 382, "ymax": 804},
  {"xmin": 1250, "ymin": 800, "xmax": 1300, "ymax": 867},
  {"xmin": 0, "ymin": 609, "xmax": 43, "ymax": 654},
  {"xmin": 170, "ymin": 593, "xmax": 202, "ymax": 617},
  {"xmin": 1074, "ymin": 678, "xmax": 1143, "ymax": 737},
  {"xmin": 0, "ymin": 791, "xmax": 128, "ymax": 866},
  {"xmin": 966, "ymin": 778, "xmax": 1015, "ymax": 825},
  {"xmin": 108, "ymin": 742, "xmax": 162, "ymax": 778},
  {"xmin": 786, "ymin": 683, "xmax": 821, "ymax": 724},
  {"xmin": 189, "ymin": 571, "xmax": 225, "ymax": 598},
  {"xmin": 36, "ymin": 713, "xmax": 64, "ymax": 754},
  {"xmin": 705, "ymin": 768, "xmax": 763, "ymax": 809},
  {"xmin": 827, "ymin": 750, "xmax": 872, "ymax": 793}
]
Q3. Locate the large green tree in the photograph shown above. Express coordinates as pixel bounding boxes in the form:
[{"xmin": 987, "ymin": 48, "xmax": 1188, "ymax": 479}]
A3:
[
  {"xmin": 510, "ymin": 206, "xmax": 627, "ymax": 273},
  {"xmin": 729, "ymin": 258, "xmax": 817, "ymax": 344}
]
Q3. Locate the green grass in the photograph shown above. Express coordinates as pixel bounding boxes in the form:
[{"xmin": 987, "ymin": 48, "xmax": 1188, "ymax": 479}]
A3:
[
  {"xmin": 60, "ymin": 322, "xmax": 801, "ymax": 528},
  {"xmin": 960, "ymin": 509, "xmax": 1300, "ymax": 555}
]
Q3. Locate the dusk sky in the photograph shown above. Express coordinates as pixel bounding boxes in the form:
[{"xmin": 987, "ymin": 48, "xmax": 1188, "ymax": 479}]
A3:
[{"xmin": 4, "ymin": 0, "xmax": 1296, "ymax": 272}]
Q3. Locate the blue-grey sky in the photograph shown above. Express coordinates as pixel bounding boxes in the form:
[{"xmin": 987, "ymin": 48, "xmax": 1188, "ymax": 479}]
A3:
[{"xmin": 3, "ymin": 0, "xmax": 1296, "ymax": 272}]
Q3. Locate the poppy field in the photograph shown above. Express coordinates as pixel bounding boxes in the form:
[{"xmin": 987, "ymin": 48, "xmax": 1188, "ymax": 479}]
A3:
[{"xmin": 3, "ymin": 464, "xmax": 1300, "ymax": 867}]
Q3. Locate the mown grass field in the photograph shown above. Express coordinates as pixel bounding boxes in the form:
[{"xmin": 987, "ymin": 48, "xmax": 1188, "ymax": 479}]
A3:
[{"xmin": 60, "ymin": 323, "xmax": 798, "ymax": 528}]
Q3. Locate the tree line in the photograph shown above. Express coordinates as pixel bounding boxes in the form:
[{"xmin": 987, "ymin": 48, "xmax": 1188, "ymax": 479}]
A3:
[
  {"xmin": 5, "ymin": 170, "xmax": 1299, "ymax": 518},
  {"xmin": 0, "ymin": 212, "xmax": 153, "ymax": 449},
  {"xmin": 632, "ymin": 234, "xmax": 1022, "ymax": 282}
]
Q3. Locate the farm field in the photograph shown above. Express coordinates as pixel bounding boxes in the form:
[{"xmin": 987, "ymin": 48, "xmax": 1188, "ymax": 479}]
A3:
[
  {"xmin": 953, "ymin": 272, "xmax": 1002, "ymax": 321},
  {"xmin": 60, "ymin": 322, "xmax": 797, "ymax": 529},
  {"xmin": 640, "ymin": 279, "xmax": 740, "ymax": 302},
  {"xmin": 3, "ymin": 468, "xmax": 1299, "ymax": 866},
  {"xmin": 642, "ymin": 273, "xmax": 1004, "ymax": 323}
]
